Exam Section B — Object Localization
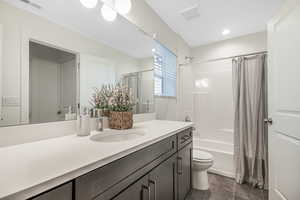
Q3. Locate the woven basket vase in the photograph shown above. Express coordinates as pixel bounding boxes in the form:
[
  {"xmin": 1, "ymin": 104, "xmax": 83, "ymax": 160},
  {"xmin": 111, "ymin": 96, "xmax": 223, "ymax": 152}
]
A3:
[{"xmin": 109, "ymin": 111, "xmax": 133, "ymax": 130}]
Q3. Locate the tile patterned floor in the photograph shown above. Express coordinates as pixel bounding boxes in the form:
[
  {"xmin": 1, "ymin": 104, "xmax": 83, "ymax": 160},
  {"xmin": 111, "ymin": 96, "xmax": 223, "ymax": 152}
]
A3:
[{"xmin": 186, "ymin": 173, "xmax": 268, "ymax": 200}]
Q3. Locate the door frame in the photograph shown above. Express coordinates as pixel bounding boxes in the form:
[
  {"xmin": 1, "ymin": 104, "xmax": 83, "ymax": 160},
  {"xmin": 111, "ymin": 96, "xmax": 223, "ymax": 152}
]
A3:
[{"xmin": 21, "ymin": 34, "xmax": 80, "ymax": 124}]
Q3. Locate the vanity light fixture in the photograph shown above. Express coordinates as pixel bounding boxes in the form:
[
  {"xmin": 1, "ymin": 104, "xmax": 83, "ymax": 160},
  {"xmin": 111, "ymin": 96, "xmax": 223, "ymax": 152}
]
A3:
[
  {"xmin": 101, "ymin": 4, "xmax": 117, "ymax": 22},
  {"xmin": 80, "ymin": 0, "xmax": 98, "ymax": 8},
  {"xmin": 222, "ymin": 29, "xmax": 231, "ymax": 35},
  {"xmin": 115, "ymin": 0, "xmax": 132, "ymax": 14}
]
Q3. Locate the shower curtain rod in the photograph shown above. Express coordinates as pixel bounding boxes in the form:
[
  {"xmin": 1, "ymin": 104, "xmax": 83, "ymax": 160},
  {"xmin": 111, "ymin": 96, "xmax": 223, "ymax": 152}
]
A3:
[{"xmin": 179, "ymin": 51, "xmax": 267, "ymax": 66}]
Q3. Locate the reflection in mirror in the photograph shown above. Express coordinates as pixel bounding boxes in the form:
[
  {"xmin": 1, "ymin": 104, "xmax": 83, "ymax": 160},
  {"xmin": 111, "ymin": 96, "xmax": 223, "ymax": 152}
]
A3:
[
  {"xmin": 122, "ymin": 69, "xmax": 154, "ymax": 114},
  {"xmin": 0, "ymin": 0, "xmax": 170, "ymax": 127},
  {"xmin": 29, "ymin": 42, "xmax": 77, "ymax": 124},
  {"xmin": 78, "ymin": 8, "xmax": 156, "ymax": 115}
]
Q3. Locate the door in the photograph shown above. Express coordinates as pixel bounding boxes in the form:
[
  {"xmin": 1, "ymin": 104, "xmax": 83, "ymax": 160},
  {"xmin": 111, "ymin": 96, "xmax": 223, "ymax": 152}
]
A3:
[
  {"xmin": 148, "ymin": 154, "xmax": 177, "ymax": 200},
  {"xmin": 60, "ymin": 58, "xmax": 76, "ymax": 118},
  {"xmin": 30, "ymin": 58, "xmax": 61, "ymax": 123},
  {"xmin": 177, "ymin": 143, "xmax": 192, "ymax": 200},
  {"xmin": 268, "ymin": 0, "xmax": 300, "ymax": 200},
  {"xmin": 112, "ymin": 175, "xmax": 149, "ymax": 200}
]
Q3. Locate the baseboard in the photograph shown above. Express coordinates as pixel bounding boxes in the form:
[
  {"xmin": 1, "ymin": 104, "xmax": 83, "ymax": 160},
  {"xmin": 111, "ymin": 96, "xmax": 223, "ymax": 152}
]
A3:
[{"xmin": 208, "ymin": 168, "xmax": 235, "ymax": 179}]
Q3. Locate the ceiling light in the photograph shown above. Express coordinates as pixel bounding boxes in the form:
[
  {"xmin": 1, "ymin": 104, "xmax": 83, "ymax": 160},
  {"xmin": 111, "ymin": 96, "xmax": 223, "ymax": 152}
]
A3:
[
  {"xmin": 101, "ymin": 4, "xmax": 117, "ymax": 22},
  {"xmin": 80, "ymin": 0, "xmax": 98, "ymax": 8},
  {"xmin": 222, "ymin": 29, "xmax": 231, "ymax": 35},
  {"xmin": 115, "ymin": 0, "xmax": 132, "ymax": 14}
]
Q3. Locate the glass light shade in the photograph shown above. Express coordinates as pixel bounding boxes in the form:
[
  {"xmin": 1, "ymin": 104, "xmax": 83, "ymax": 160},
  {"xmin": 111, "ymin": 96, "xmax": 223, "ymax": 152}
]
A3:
[
  {"xmin": 101, "ymin": 4, "xmax": 117, "ymax": 21},
  {"xmin": 115, "ymin": 0, "xmax": 132, "ymax": 14},
  {"xmin": 80, "ymin": 0, "xmax": 98, "ymax": 8}
]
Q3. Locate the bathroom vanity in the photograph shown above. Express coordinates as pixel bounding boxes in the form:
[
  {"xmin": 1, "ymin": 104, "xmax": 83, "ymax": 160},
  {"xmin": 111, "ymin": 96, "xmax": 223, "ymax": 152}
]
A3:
[{"xmin": 0, "ymin": 121, "xmax": 193, "ymax": 200}]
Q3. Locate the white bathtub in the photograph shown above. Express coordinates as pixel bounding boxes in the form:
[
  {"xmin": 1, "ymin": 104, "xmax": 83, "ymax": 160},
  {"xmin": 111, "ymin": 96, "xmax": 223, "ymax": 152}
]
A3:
[{"xmin": 193, "ymin": 137, "xmax": 235, "ymax": 178}]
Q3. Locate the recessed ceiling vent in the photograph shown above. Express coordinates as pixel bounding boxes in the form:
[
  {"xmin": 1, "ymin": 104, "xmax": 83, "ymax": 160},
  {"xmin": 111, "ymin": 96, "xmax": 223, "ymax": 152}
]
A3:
[
  {"xmin": 180, "ymin": 5, "xmax": 200, "ymax": 21},
  {"xmin": 19, "ymin": 0, "xmax": 42, "ymax": 9}
]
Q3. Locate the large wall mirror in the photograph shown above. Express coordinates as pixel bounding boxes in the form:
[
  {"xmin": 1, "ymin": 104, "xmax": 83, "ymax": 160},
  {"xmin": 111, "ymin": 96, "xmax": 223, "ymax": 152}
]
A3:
[{"xmin": 0, "ymin": 0, "xmax": 173, "ymax": 127}]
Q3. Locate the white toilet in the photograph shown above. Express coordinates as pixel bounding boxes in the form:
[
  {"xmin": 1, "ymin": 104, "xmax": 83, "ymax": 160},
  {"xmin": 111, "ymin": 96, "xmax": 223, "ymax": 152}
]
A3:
[{"xmin": 192, "ymin": 149, "xmax": 214, "ymax": 190}]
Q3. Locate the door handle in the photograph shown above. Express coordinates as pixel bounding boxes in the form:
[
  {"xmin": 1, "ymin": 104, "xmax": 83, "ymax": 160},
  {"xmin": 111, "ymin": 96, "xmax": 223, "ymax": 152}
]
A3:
[
  {"xmin": 264, "ymin": 118, "xmax": 273, "ymax": 125},
  {"xmin": 142, "ymin": 185, "xmax": 151, "ymax": 200},
  {"xmin": 177, "ymin": 157, "xmax": 183, "ymax": 175},
  {"xmin": 149, "ymin": 180, "xmax": 156, "ymax": 200}
]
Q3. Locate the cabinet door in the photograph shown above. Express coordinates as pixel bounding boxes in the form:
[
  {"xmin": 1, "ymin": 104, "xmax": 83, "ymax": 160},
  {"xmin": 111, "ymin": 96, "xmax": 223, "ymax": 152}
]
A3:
[
  {"xmin": 29, "ymin": 182, "xmax": 73, "ymax": 200},
  {"xmin": 112, "ymin": 176, "xmax": 150, "ymax": 200},
  {"xmin": 148, "ymin": 154, "xmax": 177, "ymax": 200},
  {"xmin": 177, "ymin": 143, "xmax": 192, "ymax": 200}
]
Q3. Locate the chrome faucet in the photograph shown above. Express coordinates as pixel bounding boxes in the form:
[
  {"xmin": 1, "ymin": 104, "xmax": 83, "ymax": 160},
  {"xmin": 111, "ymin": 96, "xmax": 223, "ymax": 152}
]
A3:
[{"xmin": 97, "ymin": 117, "xmax": 104, "ymax": 132}]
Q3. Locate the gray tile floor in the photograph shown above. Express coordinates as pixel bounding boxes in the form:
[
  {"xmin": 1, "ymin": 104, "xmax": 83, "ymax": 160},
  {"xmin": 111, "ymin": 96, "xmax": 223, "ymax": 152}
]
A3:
[{"xmin": 186, "ymin": 173, "xmax": 268, "ymax": 200}]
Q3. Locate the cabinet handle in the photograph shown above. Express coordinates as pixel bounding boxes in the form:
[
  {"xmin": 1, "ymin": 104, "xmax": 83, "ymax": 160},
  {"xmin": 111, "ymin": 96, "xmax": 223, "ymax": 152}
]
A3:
[
  {"xmin": 142, "ymin": 185, "xmax": 151, "ymax": 200},
  {"xmin": 149, "ymin": 180, "xmax": 156, "ymax": 200},
  {"xmin": 177, "ymin": 157, "xmax": 183, "ymax": 175}
]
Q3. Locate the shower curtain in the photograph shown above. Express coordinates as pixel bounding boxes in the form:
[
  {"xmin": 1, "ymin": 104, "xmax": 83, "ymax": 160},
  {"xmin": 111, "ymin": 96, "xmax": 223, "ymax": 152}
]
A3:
[{"xmin": 233, "ymin": 54, "xmax": 268, "ymax": 189}]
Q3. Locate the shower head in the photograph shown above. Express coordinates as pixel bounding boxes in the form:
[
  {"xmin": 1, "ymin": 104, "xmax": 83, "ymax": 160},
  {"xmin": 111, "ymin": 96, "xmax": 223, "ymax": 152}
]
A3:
[
  {"xmin": 179, "ymin": 56, "xmax": 194, "ymax": 67},
  {"xmin": 185, "ymin": 56, "xmax": 194, "ymax": 63}
]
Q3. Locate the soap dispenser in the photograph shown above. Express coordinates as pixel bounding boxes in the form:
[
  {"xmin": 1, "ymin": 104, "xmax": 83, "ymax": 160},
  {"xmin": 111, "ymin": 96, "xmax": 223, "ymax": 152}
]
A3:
[{"xmin": 77, "ymin": 107, "xmax": 90, "ymax": 136}]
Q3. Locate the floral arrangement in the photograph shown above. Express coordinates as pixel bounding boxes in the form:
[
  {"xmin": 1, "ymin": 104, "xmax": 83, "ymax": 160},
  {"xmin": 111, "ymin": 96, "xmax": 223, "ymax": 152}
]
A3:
[
  {"xmin": 90, "ymin": 85, "xmax": 114, "ymax": 110},
  {"xmin": 90, "ymin": 83, "xmax": 135, "ymax": 112}
]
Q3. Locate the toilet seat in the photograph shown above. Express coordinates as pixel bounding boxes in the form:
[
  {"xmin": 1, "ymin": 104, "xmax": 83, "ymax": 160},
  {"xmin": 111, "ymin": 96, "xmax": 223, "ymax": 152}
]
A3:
[{"xmin": 193, "ymin": 150, "xmax": 213, "ymax": 161}]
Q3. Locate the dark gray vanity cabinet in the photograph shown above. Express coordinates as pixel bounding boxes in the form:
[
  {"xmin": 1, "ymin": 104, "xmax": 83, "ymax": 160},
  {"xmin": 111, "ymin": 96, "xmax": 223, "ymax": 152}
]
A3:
[
  {"xmin": 148, "ymin": 154, "xmax": 178, "ymax": 200},
  {"xmin": 26, "ymin": 128, "xmax": 193, "ymax": 200},
  {"xmin": 112, "ymin": 176, "xmax": 149, "ymax": 200},
  {"xmin": 76, "ymin": 135, "xmax": 177, "ymax": 200},
  {"xmin": 177, "ymin": 143, "xmax": 193, "ymax": 200},
  {"xmin": 112, "ymin": 153, "xmax": 178, "ymax": 200}
]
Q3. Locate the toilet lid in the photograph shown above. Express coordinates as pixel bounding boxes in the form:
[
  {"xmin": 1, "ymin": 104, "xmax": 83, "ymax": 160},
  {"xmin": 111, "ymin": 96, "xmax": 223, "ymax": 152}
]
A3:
[{"xmin": 193, "ymin": 150, "xmax": 213, "ymax": 161}]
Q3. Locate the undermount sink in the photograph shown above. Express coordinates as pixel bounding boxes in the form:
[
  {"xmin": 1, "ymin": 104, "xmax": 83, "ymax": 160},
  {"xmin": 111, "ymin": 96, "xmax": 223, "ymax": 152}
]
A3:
[{"xmin": 90, "ymin": 128, "xmax": 147, "ymax": 143}]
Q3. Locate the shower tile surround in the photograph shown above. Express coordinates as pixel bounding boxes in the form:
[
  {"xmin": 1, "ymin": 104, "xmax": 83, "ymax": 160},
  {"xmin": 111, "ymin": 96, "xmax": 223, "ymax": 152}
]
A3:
[{"xmin": 186, "ymin": 173, "xmax": 268, "ymax": 200}]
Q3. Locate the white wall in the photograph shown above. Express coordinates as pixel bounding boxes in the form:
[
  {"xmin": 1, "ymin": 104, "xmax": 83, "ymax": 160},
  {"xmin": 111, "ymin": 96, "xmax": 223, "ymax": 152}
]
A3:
[
  {"xmin": 192, "ymin": 32, "xmax": 267, "ymax": 62},
  {"xmin": 122, "ymin": 0, "xmax": 192, "ymax": 121},
  {"xmin": 80, "ymin": 54, "xmax": 116, "ymax": 108}
]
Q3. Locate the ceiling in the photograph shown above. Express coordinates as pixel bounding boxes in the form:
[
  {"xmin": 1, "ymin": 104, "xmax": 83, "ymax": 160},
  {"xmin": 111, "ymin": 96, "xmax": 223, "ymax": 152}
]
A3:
[
  {"xmin": 146, "ymin": 0, "xmax": 282, "ymax": 47},
  {"xmin": 1, "ymin": 0, "xmax": 155, "ymax": 58}
]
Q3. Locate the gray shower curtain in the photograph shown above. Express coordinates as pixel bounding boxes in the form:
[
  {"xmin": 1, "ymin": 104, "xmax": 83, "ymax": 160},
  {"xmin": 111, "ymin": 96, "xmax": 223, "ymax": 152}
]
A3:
[{"xmin": 233, "ymin": 54, "xmax": 268, "ymax": 189}]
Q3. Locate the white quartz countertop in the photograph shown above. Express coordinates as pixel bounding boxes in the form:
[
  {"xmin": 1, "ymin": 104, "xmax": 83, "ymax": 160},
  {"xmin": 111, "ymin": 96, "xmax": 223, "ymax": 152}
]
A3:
[{"xmin": 0, "ymin": 120, "xmax": 193, "ymax": 200}]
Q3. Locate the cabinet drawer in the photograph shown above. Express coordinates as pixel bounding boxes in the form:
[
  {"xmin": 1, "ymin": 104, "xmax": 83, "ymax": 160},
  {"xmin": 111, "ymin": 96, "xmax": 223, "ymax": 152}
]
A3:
[
  {"xmin": 75, "ymin": 135, "xmax": 177, "ymax": 200},
  {"xmin": 29, "ymin": 182, "xmax": 72, "ymax": 200},
  {"xmin": 177, "ymin": 128, "xmax": 193, "ymax": 150}
]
